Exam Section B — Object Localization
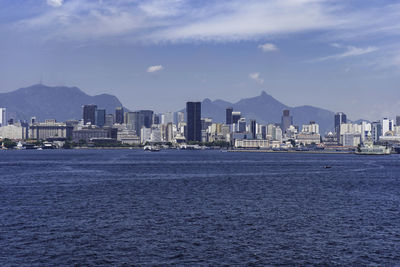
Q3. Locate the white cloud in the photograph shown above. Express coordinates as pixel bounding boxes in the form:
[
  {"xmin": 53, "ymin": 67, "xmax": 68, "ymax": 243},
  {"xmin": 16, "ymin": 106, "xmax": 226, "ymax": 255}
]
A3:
[
  {"xmin": 258, "ymin": 43, "xmax": 277, "ymax": 52},
  {"xmin": 46, "ymin": 0, "xmax": 63, "ymax": 7},
  {"xmin": 249, "ymin": 72, "xmax": 264, "ymax": 84},
  {"xmin": 147, "ymin": 65, "xmax": 164, "ymax": 73},
  {"xmin": 316, "ymin": 45, "xmax": 378, "ymax": 61}
]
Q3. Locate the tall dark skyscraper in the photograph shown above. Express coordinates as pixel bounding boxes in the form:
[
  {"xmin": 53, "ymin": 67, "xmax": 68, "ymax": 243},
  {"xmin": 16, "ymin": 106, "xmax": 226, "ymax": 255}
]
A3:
[
  {"xmin": 232, "ymin": 111, "xmax": 241, "ymax": 124},
  {"xmin": 226, "ymin": 107, "xmax": 233, "ymax": 124},
  {"xmin": 250, "ymin": 119, "xmax": 256, "ymax": 139},
  {"xmin": 115, "ymin": 107, "xmax": 124, "ymax": 124},
  {"xmin": 186, "ymin": 102, "xmax": 201, "ymax": 142},
  {"xmin": 96, "ymin": 109, "xmax": 106, "ymax": 127},
  {"xmin": 334, "ymin": 112, "xmax": 347, "ymax": 143},
  {"xmin": 281, "ymin": 109, "xmax": 293, "ymax": 133},
  {"xmin": 139, "ymin": 110, "xmax": 154, "ymax": 128},
  {"xmin": 396, "ymin": 116, "xmax": 400, "ymax": 127},
  {"xmin": 83, "ymin": 104, "xmax": 97, "ymax": 125}
]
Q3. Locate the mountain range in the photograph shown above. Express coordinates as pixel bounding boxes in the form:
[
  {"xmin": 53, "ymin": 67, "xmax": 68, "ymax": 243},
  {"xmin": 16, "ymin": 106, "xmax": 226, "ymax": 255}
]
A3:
[
  {"xmin": 1, "ymin": 84, "xmax": 336, "ymax": 133},
  {"xmin": 198, "ymin": 91, "xmax": 335, "ymax": 134},
  {"xmin": 0, "ymin": 84, "xmax": 126, "ymax": 122}
]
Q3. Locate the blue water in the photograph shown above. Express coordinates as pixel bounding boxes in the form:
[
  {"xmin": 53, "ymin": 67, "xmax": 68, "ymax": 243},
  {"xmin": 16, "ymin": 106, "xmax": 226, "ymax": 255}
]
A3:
[{"xmin": 0, "ymin": 150, "xmax": 399, "ymax": 265}]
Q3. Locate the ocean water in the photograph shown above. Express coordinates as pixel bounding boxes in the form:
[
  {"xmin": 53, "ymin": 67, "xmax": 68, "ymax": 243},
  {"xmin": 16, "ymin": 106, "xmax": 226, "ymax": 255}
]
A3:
[{"xmin": 0, "ymin": 149, "xmax": 399, "ymax": 265}]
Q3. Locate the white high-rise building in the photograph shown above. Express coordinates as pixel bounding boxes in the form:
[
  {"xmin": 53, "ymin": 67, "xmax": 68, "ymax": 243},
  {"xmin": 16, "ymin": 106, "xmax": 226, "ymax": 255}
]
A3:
[
  {"xmin": 382, "ymin": 118, "xmax": 394, "ymax": 136},
  {"xmin": 161, "ymin": 112, "xmax": 174, "ymax": 124},
  {"xmin": 0, "ymin": 108, "xmax": 6, "ymax": 127}
]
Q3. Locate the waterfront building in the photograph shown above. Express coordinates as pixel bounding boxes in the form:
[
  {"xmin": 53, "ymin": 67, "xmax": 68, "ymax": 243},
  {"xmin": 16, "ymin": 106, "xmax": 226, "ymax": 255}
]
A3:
[
  {"xmin": 83, "ymin": 104, "xmax": 97, "ymax": 125},
  {"xmin": 235, "ymin": 139, "xmax": 269, "ymax": 149},
  {"xmin": 0, "ymin": 123, "xmax": 28, "ymax": 140},
  {"xmin": 226, "ymin": 107, "xmax": 233, "ymax": 125},
  {"xmin": 396, "ymin": 115, "xmax": 400, "ymax": 127},
  {"xmin": 186, "ymin": 102, "xmax": 201, "ymax": 142},
  {"xmin": 139, "ymin": 110, "xmax": 154, "ymax": 128},
  {"xmin": 0, "ymin": 108, "xmax": 6, "ymax": 127},
  {"xmin": 339, "ymin": 123, "xmax": 362, "ymax": 146},
  {"xmin": 115, "ymin": 107, "xmax": 124, "ymax": 124},
  {"xmin": 72, "ymin": 127, "xmax": 117, "ymax": 142},
  {"xmin": 96, "ymin": 109, "xmax": 106, "ymax": 127},
  {"xmin": 30, "ymin": 120, "xmax": 73, "ymax": 140},
  {"xmin": 281, "ymin": 110, "xmax": 293, "ymax": 133}
]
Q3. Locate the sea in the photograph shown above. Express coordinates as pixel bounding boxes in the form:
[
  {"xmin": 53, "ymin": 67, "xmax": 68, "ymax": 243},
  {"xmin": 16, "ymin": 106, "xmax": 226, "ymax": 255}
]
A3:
[{"xmin": 0, "ymin": 149, "xmax": 399, "ymax": 266}]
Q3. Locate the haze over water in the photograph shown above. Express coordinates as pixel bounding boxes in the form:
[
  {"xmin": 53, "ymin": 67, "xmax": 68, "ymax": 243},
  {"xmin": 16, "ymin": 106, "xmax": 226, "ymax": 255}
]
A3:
[{"xmin": 1, "ymin": 150, "xmax": 399, "ymax": 265}]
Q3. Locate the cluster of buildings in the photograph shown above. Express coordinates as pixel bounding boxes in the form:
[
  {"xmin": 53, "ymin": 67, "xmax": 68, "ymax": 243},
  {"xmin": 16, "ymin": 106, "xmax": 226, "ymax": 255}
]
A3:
[{"xmin": 0, "ymin": 103, "xmax": 400, "ymax": 150}]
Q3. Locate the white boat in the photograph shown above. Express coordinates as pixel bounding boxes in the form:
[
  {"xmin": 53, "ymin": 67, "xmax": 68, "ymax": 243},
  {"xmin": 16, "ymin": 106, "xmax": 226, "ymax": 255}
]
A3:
[{"xmin": 16, "ymin": 141, "xmax": 25, "ymax": 150}]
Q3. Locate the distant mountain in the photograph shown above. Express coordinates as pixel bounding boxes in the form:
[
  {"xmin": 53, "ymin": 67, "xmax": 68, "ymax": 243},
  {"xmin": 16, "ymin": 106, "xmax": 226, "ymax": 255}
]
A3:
[
  {"xmin": 0, "ymin": 84, "xmax": 126, "ymax": 122},
  {"xmin": 189, "ymin": 91, "xmax": 336, "ymax": 134}
]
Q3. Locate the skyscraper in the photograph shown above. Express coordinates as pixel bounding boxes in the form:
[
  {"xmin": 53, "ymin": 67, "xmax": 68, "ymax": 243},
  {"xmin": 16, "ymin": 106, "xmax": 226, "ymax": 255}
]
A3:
[
  {"xmin": 250, "ymin": 119, "xmax": 256, "ymax": 139},
  {"xmin": 226, "ymin": 107, "xmax": 233, "ymax": 124},
  {"xmin": 186, "ymin": 102, "xmax": 201, "ymax": 142},
  {"xmin": 96, "ymin": 109, "xmax": 106, "ymax": 127},
  {"xmin": 115, "ymin": 107, "xmax": 124, "ymax": 124},
  {"xmin": 0, "ymin": 108, "xmax": 6, "ymax": 127},
  {"xmin": 232, "ymin": 111, "xmax": 241, "ymax": 124},
  {"xmin": 139, "ymin": 110, "xmax": 154, "ymax": 128},
  {"xmin": 334, "ymin": 112, "xmax": 347, "ymax": 143},
  {"xmin": 281, "ymin": 109, "xmax": 293, "ymax": 133},
  {"xmin": 396, "ymin": 116, "xmax": 400, "ymax": 127},
  {"xmin": 83, "ymin": 104, "xmax": 97, "ymax": 125}
]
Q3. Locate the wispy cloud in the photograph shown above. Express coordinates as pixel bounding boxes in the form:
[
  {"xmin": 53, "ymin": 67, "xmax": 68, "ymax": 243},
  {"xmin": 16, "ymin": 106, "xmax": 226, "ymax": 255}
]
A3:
[
  {"xmin": 249, "ymin": 72, "xmax": 264, "ymax": 84},
  {"xmin": 258, "ymin": 43, "xmax": 277, "ymax": 52},
  {"xmin": 315, "ymin": 44, "xmax": 378, "ymax": 61},
  {"xmin": 147, "ymin": 65, "xmax": 164, "ymax": 73},
  {"xmin": 46, "ymin": 0, "xmax": 63, "ymax": 7}
]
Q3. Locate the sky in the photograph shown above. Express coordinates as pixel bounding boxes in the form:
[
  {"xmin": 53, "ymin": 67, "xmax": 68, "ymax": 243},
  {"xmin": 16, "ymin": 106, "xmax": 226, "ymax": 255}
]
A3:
[{"xmin": 1, "ymin": 0, "xmax": 400, "ymax": 120}]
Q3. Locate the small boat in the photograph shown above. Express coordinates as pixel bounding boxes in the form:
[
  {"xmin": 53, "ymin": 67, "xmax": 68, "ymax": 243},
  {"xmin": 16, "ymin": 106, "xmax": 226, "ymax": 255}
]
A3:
[{"xmin": 324, "ymin": 166, "xmax": 332, "ymax": 169}]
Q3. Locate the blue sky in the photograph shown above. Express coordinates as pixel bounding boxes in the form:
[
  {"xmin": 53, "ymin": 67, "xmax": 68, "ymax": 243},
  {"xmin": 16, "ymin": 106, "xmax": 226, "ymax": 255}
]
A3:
[{"xmin": 1, "ymin": 0, "xmax": 400, "ymax": 120}]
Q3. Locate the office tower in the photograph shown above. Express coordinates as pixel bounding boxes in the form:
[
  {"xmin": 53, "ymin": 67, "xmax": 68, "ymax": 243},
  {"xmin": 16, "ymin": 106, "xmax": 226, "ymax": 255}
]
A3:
[
  {"xmin": 96, "ymin": 109, "xmax": 106, "ymax": 127},
  {"xmin": 125, "ymin": 111, "xmax": 140, "ymax": 133},
  {"xmin": 105, "ymin": 114, "xmax": 114, "ymax": 127},
  {"xmin": 232, "ymin": 111, "xmax": 241, "ymax": 124},
  {"xmin": 396, "ymin": 116, "xmax": 400, "ymax": 127},
  {"xmin": 250, "ymin": 119, "xmax": 256, "ymax": 139},
  {"xmin": 161, "ymin": 112, "xmax": 174, "ymax": 124},
  {"xmin": 201, "ymin": 118, "xmax": 212, "ymax": 131},
  {"xmin": 115, "ymin": 107, "xmax": 124, "ymax": 124},
  {"xmin": 83, "ymin": 104, "xmax": 97, "ymax": 125},
  {"xmin": 382, "ymin": 118, "xmax": 394, "ymax": 135},
  {"xmin": 0, "ymin": 108, "xmax": 6, "ymax": 127},
  {"xmin": 261, "ymin": 125, "xmax": 267, "ymax": 140},
  {"xmin": 139, "ymin": 110, "xmax": 154, "ymax": 128},
  {"xmin": 186, "ymin": 102, "xmax": 201, "ymax": 142},
  {"xmin": 334, "ymin": 112, "xmax": 347, "ymax": 143},
  {"xmin": 371, "ymin": 121, "xmax": 382, "ymax": 142},
  {"xmin": 237, "ymin": 118, "xmax": 246, "ymax": 133},
  {"xmin": 153, "ymin": 114, "xmax": 161, "ymax": 125},
  {"xmin": 226, "ymin": 107, "xmax": 233, "ymax": 125},
  {"xmin": 281, "ymin": 109, "xmax": 293, "ymax": 133},
  {"xmin": 177, "ymin": 112, "xmax": 185, "ymax": 125}
]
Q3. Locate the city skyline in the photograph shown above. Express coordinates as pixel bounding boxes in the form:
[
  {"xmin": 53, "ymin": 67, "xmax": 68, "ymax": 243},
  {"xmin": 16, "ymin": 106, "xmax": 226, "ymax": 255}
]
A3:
[{"xmin": 1, "ymin": 0, "xmax": 400, "ymax": 121}]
